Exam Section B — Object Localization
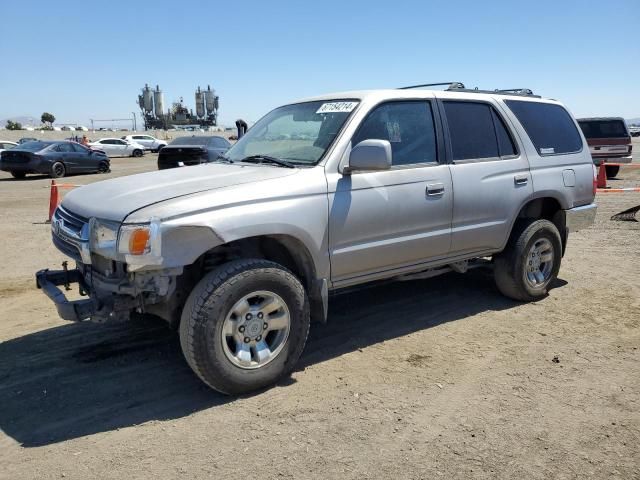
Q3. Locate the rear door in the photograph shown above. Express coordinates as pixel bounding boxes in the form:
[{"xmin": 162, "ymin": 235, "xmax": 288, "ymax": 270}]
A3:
[
  {"xmin": 55, "ymin": 143, "xmax": 79, "ymax": 171},
  {"xmin": 438, "ymin": 98, "xmax": 533, "ymax": 255}
]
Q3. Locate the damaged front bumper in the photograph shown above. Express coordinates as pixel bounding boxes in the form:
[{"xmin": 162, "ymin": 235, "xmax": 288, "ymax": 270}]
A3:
[
  {"xmin": 36, "ymin": 267, "xmax": 95, "ymax": 321},
  {"xmin": 36, "ymin": 262, "xmax": 180, "ymax": 323}
]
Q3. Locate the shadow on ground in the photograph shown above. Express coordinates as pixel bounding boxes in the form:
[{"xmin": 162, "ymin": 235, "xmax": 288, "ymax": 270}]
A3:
[{"xmin": 0, "ymin": 269, "xmax": 565, "ymax": 447}]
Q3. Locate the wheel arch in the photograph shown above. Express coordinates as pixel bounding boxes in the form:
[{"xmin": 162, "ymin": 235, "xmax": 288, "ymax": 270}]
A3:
[{"xmin": 505, "ymin": 195, "xmax": 568, "ymax": 255}]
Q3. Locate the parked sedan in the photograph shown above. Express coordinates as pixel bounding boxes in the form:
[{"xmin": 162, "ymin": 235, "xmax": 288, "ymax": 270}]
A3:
[
  {"xmin": 0, "ymin": 141, "xmax": 18, "ymax": 153},
  {"xmin": 121, "ymin": 134, "xmax": 167, "ymax": 152},
  {"xmin": 0, "ymin": 141, "xmax": 109, "ymax": 179},
  {"xmin": 88, "ymin": 138, "xmax": 145, "ymax": 158},
  {"xmin": 157, "ymin": 135, "xmax": 231, "ymax": 169}
]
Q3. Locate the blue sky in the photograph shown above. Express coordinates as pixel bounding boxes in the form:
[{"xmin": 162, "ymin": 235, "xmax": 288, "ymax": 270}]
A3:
[{"xmin": 1, "ymin": 0, "xmax": 638, "ymax": 127}]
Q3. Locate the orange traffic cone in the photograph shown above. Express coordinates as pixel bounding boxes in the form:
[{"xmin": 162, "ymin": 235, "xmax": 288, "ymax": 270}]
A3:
[
  {"xmin": 48, "ymin": 180, "xmax": 61, "ymax": 222},
  {"xmin": 596, "ymin": 162, "xmax": 607, "ymax": 189}
]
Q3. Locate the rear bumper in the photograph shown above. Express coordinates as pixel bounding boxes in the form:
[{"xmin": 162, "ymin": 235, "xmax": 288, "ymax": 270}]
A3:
[{"xmin": 565, "ymin": 203, "xmax": 597, "ymax": 233}]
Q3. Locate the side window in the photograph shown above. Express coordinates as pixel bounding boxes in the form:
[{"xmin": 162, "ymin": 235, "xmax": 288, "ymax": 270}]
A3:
[
  {"xmin": 492, "ymin": 109, "xmax": 517, "ymax": 157},
  {"xmin": 133, "ymin": 136, "xmax": 145, "ymax": 140},
  {"xmin": 352, "ymin": 101, "xmax": 437, "ymax": 166},
  {"xmin": 505, "ymin": 100, "xmax": 582, "ymax": 155},
  {"xmin": 57, "ymin": 143, "xmax": 74, "ymax": 152},
  {"xmin": 444, "ymin": 101, "xmax": 517, "ymax": 161},
  {"xmin": 71, "ymin": 143, "xmax": 87, "ymax": 153}
]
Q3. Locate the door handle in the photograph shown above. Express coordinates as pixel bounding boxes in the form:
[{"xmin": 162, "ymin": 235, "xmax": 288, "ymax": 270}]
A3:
[
  {"xmin": 514, "ymin": 175, "xmax": 528, "ymax": 186},
  {"xmin": 426, "ymin": 183, "xmax": 445, "ymax": 196}
]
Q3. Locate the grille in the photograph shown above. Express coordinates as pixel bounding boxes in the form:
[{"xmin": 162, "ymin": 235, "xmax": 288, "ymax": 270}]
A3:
[
  {"xmin": 52, "ymin": 232, "xmax": 82, "ymax": 261},
  {"xmin": 55, "ymin": 206, "xmax": 88, "ymax": 236}
]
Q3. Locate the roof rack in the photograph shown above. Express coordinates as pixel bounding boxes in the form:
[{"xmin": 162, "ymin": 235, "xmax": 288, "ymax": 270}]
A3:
[
  {"xmin": 447, "ymin": 85, "xmax": 541, "ymax": 98},
  {"xmin": 398, "ymin": 82, "xmax": 540, "ymax": 98},
  {"xmin": 399, "ymin": 82, "xmax": 465, "ymax": 90}
]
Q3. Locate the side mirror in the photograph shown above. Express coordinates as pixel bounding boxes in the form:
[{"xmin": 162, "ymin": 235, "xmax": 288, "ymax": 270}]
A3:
[{"xmin": 344, "ymin": 139, "xmax": 392, "ymax": 174}]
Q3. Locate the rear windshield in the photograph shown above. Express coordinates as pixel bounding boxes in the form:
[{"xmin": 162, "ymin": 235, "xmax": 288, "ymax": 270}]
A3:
[
  {"xmin": 17, "ymin": 141, "xmax": 49, "ymax": 151},
  {"xmin": 578, "ymin": 120, "xmax": 629, "ymax": 139},
  {"xmin": 169, "ymin": 136, "xmax": 209, "ymax": 146}
]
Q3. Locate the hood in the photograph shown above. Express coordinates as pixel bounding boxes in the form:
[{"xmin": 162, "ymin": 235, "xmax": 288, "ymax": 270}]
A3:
[{"xmin": 62, "ymin": 163, "xmax": 299, "ymax": 222}]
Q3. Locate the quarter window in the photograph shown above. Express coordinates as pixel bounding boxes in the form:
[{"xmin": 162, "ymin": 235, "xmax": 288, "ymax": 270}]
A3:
[
  {"xmin": 505, "ymin": 100, "xmax": 582, "ymax": 155},
  {"xmin": 352, "ymin": 101, "xmax": 438, "ymax": 166},
  {"xmin": 443, "ymin": 101, "xmax": 517, "ymax": 161}
]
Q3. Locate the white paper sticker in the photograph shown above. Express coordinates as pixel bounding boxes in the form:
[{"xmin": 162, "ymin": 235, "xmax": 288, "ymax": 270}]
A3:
[
  {"xmin": 540, "ymin": 147, "xmax": 555, "ymax": 154},
  {"xmin": 316, "ymin": 101, "xmax": 358, "ymax": 114}
]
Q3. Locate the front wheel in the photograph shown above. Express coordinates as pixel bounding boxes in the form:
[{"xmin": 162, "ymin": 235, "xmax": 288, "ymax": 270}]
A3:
[
  {"xmin": 11, "ymin": 171, "xmax": 26, "ymax": 179},
  {"xmin": 494, "ymin": 219, "xmax": 562, "ymax": 301},
  {"xmin": 97, "ymin": 161, "xmax": 110, "ymax": 173},
  {"xmin": 50, "ymin": 162, "xmax": 66, "ymax": 178},
  {"xmin": 179, "ymin": 259, "xmax": 310, "ymax": 395},
  {"xmin": 132, "ymin": 149, "xmax": 143, "ymax": 158}
]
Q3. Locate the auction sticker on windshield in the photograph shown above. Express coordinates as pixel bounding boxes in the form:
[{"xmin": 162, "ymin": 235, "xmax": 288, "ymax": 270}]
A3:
[{"xmin": 316, "ymin": 102, "xmax": 359, "ymax": 114}]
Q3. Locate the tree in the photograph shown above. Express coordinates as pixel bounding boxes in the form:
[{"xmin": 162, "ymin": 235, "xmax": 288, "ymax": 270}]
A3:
[
  {"xmin": 41, "ymin": 112, "xmax": 55, "ymax": 127},
  {"xmin": 5, "ymin": 120, "xmax": 23, "ymax": 130}
]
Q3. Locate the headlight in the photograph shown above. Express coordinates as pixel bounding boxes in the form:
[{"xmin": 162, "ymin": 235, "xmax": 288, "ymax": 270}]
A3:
[
  {"xmin": 118, "ymin": 224, "xmax": 153, "ymax": 255},
  {"xmin": 90, "ymin": 218, "xmax": 119, "ymax": 251},
  {"xmin": 117, "ymin": 220, "xmax": 162, "ymax": 266}
]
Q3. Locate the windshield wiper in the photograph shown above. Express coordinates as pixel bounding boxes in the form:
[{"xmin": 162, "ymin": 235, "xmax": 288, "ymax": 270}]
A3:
[
  {"xmin": 215, "ymin": 153, "xmax": 234, "ymax": 163},
  {"xmin": 239, "ymin": 155, "xmax": 295, "ymax": 168}
]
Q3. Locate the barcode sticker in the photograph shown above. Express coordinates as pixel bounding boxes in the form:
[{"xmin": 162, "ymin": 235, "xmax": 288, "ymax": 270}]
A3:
[{"xmin": 316, "ymin": 102, "xmax": 358, "ymax": 114}]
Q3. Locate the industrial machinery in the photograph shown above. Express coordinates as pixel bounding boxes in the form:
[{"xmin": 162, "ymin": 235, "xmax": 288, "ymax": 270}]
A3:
[{"xmin": 137, "ymin": 84, "xmax": 219, "ymax": 130}]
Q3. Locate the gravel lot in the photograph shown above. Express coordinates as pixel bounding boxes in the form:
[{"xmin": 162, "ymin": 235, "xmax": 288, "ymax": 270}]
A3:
[{"xmin": 0, "ymin": 145, "xmax": 638, "ymax": 479}]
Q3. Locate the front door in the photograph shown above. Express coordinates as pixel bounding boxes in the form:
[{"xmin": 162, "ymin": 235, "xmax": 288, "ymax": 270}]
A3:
[
  {"xmin": 327, "ymin": 100, "xmax": 453, "ymax": 286},
  {"xmin": 438, "ymin": 99, "xmax": 533, "ymax": 254}
]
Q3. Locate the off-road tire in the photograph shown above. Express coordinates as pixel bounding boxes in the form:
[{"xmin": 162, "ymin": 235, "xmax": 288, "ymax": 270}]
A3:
[
  {"xmin": 494, "ymin": 219, "xmax": 562, "ymax": 301},
  {"xmin": 179, "ymin": 259, "xmax": 310, "ymax": 395},
  {"xmin": 11, "ymin": 171, "xmax": 26, "ymax": 179},
  {"xmin": 50, "ymin": 162, "xmax": 66, "ymax": 178},
  {"xmin": 605, "ymin": 165, "xmax": 620, "ymax": 179}
]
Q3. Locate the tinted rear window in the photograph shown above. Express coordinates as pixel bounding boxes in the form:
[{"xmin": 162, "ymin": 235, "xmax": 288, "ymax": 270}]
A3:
[
  {"xmin": 578, "ymin": 120, "xmax": 629, "ymax": 139},
  {"xmin": 505, "ymin": 100, "xmax": 582, "ymax": 155},
  {"xmin": 17, "ymin": 141, "xmax": 49, "ymax": 151},
  {"xmin": 169, "ymin": 136, "xmax": 209, "ymax": 146}
]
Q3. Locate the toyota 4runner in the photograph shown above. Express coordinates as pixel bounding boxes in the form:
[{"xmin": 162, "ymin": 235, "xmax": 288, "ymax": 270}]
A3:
[{"xmin": 37, "ymin": 83, "xmax": 597, "ymax": 394}]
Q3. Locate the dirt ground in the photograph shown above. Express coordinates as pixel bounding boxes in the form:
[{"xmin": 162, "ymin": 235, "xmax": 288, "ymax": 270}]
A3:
[{"xmin": 0, "ymin": 147, "xmax": 639, "ymax": 479}]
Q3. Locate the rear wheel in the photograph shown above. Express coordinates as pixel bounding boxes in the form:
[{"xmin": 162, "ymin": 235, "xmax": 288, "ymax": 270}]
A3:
[
  {"xmin": 605, "ymin": 165, "xmax": 620, "ymax": 179},
  {"xmin": 50, "ymin": 162, "xmax": 66, "ymax": 178},
  {"xmin": 494, "ymin": 219, "xmax": 562, "ymax": 301},
  {"xmin": 179, "ymin": 259, "xmax": 310, "ymax": 395},
  {"xmin": 11, "ymin": 172, "xmax": 26, "ymax": 179},
  {"xmin": 133, "ymin": 149, "xmax": 143, "ymax": 158}
]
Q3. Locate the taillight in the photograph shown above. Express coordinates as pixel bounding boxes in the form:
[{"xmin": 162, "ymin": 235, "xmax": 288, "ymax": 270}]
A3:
[
  {"xmin": 592, "ymin": 163, "xmax": 598, "ymax": 196},
  {"xmin": 630, "ymin": 144, "xmax": 633, "ymax": 153}
]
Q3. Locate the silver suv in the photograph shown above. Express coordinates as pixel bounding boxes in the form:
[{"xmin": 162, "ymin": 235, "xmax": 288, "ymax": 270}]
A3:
[{"xmin": 37, "ymin": 84, "xmax": 597, "ymax": 394}]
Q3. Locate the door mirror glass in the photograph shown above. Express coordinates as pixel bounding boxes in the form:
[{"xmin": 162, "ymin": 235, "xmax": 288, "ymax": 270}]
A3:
[{"xmin": 345, "ymin": 139, "xmax": 392, "ymax": 173}]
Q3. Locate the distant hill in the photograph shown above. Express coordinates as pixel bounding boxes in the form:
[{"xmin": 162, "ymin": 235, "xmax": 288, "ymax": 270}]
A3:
[{"xmin": 627, "ymin": 118, "xmax": 640, "ymax": 126}]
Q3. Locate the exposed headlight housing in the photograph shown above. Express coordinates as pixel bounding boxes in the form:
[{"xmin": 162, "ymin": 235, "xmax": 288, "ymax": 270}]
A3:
[{"xmin": 89, "ymin": 218, "xmax": 119, "ymax": 254}]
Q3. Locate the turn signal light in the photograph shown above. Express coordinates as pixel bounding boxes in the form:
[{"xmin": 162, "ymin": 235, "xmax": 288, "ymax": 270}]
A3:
[{"xmin": 129, "ymin": 228, "xmax": 151, "ymax": 255}]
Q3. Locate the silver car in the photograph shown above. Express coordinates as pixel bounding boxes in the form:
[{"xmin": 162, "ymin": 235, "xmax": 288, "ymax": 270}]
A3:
[{"xmin": 37, "ymin": 84, "xmax": 597, "ymax": 394}]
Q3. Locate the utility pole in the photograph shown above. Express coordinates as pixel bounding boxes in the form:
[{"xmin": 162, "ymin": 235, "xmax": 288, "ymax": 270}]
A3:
[{"xmin": 131, "ymin": 112, "xmax": 137, "ymax": 131}]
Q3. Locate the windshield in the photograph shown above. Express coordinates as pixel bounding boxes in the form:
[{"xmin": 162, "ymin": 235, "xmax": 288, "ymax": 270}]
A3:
[
  {"xmin": 17, "ymin": 141, "xmax": 50, "ymax": 152},
  {"xmin": 578, "ymin": 120, "xmax": 629, "ymax": 139},
  {"xmin": 225, "ymin": 100, "xmax": 359, "ymax": 165},
  {"xmin": 169, "ymin": 136, "xmax": 209, "ymax": 146}
]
